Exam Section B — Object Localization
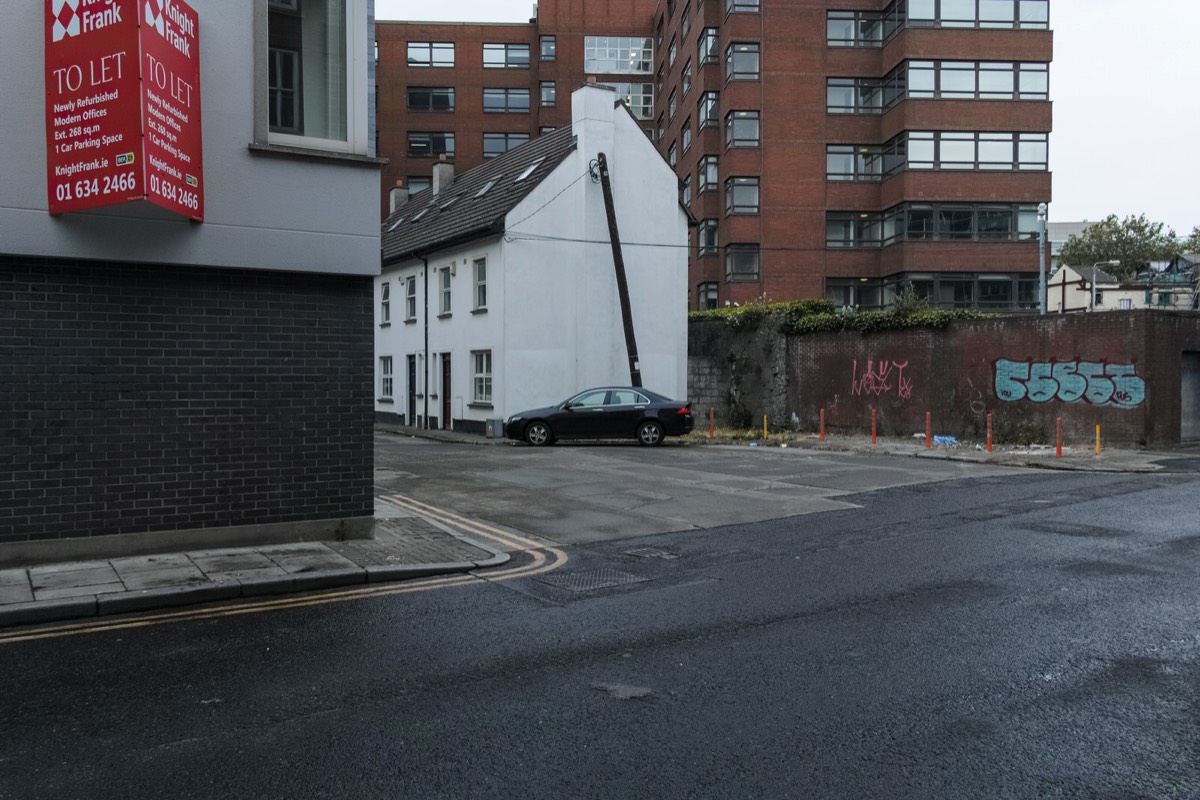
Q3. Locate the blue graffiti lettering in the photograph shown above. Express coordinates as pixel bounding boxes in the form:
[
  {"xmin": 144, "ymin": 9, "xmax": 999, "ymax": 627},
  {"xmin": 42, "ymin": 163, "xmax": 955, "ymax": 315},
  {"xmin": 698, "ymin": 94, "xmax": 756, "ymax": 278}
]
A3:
[{"xmin": 993, "ymin": 359, "xmax": 1145, "ymax": 408}]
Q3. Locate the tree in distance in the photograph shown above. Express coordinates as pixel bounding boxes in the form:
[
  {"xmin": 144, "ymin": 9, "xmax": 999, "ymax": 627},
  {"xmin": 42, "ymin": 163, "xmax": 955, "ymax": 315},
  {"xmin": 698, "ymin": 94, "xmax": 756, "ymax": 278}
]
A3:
[{"xmin": 1059, "ymin": 214, "xmax": 1179, "ymax": 280}]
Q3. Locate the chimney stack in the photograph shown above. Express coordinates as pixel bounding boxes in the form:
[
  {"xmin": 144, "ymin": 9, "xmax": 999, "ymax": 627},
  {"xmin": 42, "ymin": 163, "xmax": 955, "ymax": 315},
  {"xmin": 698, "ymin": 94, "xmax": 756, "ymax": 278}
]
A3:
[
  {"xmin": 388, "ymin": 180, "xmax": 405, "ymax": 214},
  {"xmin": 432, "ymin": 155, "xmax": 454, "ymax": 197}
]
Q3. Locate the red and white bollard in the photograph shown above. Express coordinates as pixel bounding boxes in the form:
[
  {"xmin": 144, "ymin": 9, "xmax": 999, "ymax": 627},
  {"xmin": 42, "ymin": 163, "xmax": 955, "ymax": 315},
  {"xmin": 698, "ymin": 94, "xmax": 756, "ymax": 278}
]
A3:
[
  {"xmin": 819, "ymin": 408, "xmax": 825, "ymax": 442},
  {"xmin": 986, "ymin": 413, "xmax": 993, "ymax": 453}
]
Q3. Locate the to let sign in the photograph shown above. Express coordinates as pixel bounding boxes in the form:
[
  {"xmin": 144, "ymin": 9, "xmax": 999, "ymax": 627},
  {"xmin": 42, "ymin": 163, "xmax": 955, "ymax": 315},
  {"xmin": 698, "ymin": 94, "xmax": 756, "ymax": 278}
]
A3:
[{"xmin": 45, "ymin": 0, "xmax": 204, "ymax": 221}]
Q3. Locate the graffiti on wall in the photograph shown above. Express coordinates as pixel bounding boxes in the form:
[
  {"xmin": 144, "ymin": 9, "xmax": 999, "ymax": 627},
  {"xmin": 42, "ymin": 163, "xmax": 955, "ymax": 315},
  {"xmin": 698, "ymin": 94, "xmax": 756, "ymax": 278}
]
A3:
[
  {"xmin": 852, "ymin": 359, "xmax": 912, "ymax": 400},
  {"xmin": 994, "ymin": 359, "xmax": 1146, "ymax": 408}
]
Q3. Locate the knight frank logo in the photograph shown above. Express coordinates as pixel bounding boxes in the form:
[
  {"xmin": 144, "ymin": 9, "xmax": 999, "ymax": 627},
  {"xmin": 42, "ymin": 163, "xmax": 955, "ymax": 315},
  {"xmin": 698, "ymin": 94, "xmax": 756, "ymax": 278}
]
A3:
[
  {"xmin": 52, "ymin": 0, "xmax": 125, "ymax": 41},
  {"xmin": 51, "ymin": 0, "xmax": 81, "ymax": 41},
  {"xmin": 143, "ymin": 0, "xmax": 165, "ymax": 35},
  {"xmin": 144, "ymin": 0, "xmax": 195, "ymax": 56}
]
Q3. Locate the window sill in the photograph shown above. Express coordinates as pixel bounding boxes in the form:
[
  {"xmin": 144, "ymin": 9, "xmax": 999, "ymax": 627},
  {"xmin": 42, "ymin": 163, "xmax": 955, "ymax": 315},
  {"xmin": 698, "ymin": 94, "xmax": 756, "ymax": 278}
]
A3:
[
  {"xmin": 471, "ymin": 307, "xmax": 488, "ymax": 315},
  {"xmin": 380, "ymin": 322, "xmax": 391, "ymax": 328},
  {"xmin": 405, "ymin": 318, "xmax": 417, "ymax": 324},
  {"xmin": 248, "ymin": 142, "xmax": 387, "ymax": 168},
  {"xmin": 437, "ymin": 313, "xmax": 452, "ymax": 319},
  {"xmin": 377, "ymin": 398, "xmax": 394, "ymax": 404},
  {"xmin": 468, "ymin": 402, "xmax": 494, "ymax": 409}
]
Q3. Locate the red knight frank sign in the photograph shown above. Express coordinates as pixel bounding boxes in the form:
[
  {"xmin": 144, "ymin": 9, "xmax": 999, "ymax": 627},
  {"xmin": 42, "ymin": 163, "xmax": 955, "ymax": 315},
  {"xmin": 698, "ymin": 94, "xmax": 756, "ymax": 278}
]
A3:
[{"xmin": 45, "ymin": 0, "xmax": 204, "ymax": 221}]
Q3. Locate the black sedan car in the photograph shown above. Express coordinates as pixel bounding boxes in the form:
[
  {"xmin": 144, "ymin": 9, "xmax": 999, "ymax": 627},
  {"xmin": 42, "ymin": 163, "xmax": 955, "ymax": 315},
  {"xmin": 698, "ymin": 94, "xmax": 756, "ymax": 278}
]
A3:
[{"xmin": 505, "ymin": 387, "xmax": 694, "ymax": 446}]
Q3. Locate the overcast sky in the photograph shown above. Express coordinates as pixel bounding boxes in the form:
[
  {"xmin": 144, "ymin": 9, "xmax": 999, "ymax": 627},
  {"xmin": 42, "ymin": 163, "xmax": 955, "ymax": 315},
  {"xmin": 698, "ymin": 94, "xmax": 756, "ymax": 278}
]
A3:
[{"xmin": 376, "ymin": 0, "xmax": 1199, "ymax": 234}]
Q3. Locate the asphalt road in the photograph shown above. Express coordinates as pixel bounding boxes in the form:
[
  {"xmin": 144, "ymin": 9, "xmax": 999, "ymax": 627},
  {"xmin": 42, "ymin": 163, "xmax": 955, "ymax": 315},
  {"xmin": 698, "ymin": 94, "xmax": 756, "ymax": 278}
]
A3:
[{"xmin": 3, "ymin": 442, "xmax": 1199, "ymax": 799}]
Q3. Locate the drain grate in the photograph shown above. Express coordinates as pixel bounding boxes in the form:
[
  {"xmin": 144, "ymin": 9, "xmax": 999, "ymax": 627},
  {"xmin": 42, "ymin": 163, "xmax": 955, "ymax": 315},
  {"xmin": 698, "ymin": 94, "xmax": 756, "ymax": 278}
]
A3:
[
  {"xmin": 536, "ymin": 568, "xmax": 650, "ymax": 592},
  {"xmin": 624, "ymin": 546, "xmax": 679, "ymax": 560}
]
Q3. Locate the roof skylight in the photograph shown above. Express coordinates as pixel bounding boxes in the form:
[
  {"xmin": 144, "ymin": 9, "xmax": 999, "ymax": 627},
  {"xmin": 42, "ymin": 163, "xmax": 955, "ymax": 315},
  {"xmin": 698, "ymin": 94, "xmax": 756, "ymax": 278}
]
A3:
[
  {"xmin": 475, "ymin": 177, "xmax": 500, "ymax": 198},
  {"xmin": 514, "ymin": 157, "xmax": 546, "ymax": 182}
]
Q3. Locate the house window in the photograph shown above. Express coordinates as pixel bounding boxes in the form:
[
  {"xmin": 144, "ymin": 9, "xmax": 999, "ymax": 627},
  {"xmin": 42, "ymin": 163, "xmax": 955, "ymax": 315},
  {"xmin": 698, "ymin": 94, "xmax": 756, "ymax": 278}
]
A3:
[
  {"xmin": 698, "ymin": 91, "xmax": 719, "ymax": 127},
  {"xmin": 439, "ymin": 267, "xmax": 452, "ymax": 315},
  {"xmin": 698, "ymin": 219, "xmax": 719, "ymax": 255},
  {"xmin": 725, "ymin": 244, "xmax": 760, "ymax": 281},
  {"xmin": 473, "ymin": 258, "xmax": 487, "ymax": 310},
  {"xmin": 483, "ymin": 43, "xmax": 531, "ymax": 68},
  {"xmin": 266, "ymin": 0, "xmax": 368, "ymax": 152},
  {"xmin": 472, "ymin": 350, "xmax": 493, "ymax": 403},
  {"xmin": 540, "ymin": 35, "xmax": 556, "ymax": 61},
  {"xmin": 725, "ymin": 110, "xmax": 760, "ymax": 147},
  {"xmin": 682, "ymin": 120, "xmax": 692, "ymax": 152},
  {"xmin": 483, "ymin": 88, "xmax": 531, "ymax": 113},
  {"xmin": 379, "ymin": 356, "xmax": 394, "ymax": 399},
  {"xmin": 540, "ymin": 81, "xmax": 556, "ymax": 107},
  {"xmin": 407, "ymin": 41, "xmax": 455, "ymax": 67},
  {"xmin": 698, "ymin": 155, "xmax": 718, "ymax": 191},
  {"xmin": 698, "ymin": 282, "xmax": 719, "ymax": 310},
  {"xmin": 698, "ymin": 28, "xmax": 718, "ymax": 64},
  {"xmin": 725, "ymin": 43, "xmax": 760, "ymax": 80},
  {"xmin": 726, "ymin": 177, "xmax": 759, "ymax": 214},
  {"xmin": 584, "ymin": 36, "xmax": 653, "ymax": 73},
  {"xmin": 483, "ymin": 132, "xmax": 530, "ymax": 158},
  {"xmin": 405, "ymin": 276, "xmax": 417, "ymax": 320},
  {"xmin": 380, "ymin": 282, "xmax": 390, "ymax": 325},
  {"xmin": 407, "ymin": 132, "xmax": 454, "ymax": 158},
  {"xmin": 1117, "ymin": 298, "xmax": 1132, "ymax": 310}
]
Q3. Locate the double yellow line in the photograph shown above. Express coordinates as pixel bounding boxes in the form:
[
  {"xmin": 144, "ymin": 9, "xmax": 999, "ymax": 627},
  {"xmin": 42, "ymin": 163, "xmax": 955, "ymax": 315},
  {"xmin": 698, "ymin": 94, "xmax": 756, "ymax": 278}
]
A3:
[{"xmin": 0, "ymin": 497, "xmax": 567, "ymax": 645}]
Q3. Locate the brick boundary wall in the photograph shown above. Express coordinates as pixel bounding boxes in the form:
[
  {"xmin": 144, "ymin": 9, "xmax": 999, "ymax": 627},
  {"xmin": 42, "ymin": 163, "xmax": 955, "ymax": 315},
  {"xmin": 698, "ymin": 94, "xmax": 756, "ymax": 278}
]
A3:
[
  {"xmin": 1, "ymin": 256, "xmax": 375, "ymax": 557},
  {"xmin": 689, "ymin": 311, "xmax": 1200, "ymax": 447}
]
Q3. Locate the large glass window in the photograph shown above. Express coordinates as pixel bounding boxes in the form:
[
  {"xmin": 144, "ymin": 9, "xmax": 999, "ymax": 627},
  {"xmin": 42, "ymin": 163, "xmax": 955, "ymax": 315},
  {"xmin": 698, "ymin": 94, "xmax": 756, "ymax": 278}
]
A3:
[
  {"xmin": 407, "ymin": 87, "xmax": 454, "ymax": 112},
  {"xmin": 725, "ymin": 177, "xmax": 759, "ymax": 214},
  {"xmin": 725, "ymin": 43, "xmax": 760, "ymax": 80},
  {"xmin": 826, "ymin": 145, "xmax": 884, "ymax": 180},
  {"xmin": 483, "ymin": 132, "xmax": 530, "ymax": 158},
  {"xmin": 483, "ymin": 43, "xmax": 531, "ymax": 69},
  {"xmin": 828, "ymin": 60, "xmax": 1049, "ymax": 113},
  {"xmin": 826, "ymin": 213, "xmax": 882, "ymax": 247},
  {"xmin": 407, "ymin": 41, "xmax": 454, "ymax": 68},
  {"xmin": 835, "ymin": 203, "xmax": 1044, "ymax": 245},
  {"xmin": 584, "ymin": 36, "xmax": 653, "ymax": 73},
  {"xmin": 483, "ymin": 87, "xmax": 531, "ymax": 113},
  {"xmin": 725, "ymin": 111, "xmax": 760, "ymax": 147},
  {"xmin": 698, "ymin": 28, "xmax": 718, "ymax": 64},
  {"xmin": 725, "ymin": 244, "xmax": 760, "ymax": 281},
  {"xmin": 831, "ymin": 0, "xmax": 1047, "ymax": 45},
  {"xmin": 698, "ymin": 91, "xmax": 719, "ymax": 127},
  {"xmin": 407, "ymin": 132, "xmax": 454, "ymax": 158},
  {"xmin": 268, "ymin": 0, "xmax": 353, "ymax": 143},
  {"xmin": 880, "ymin": 131, "xmax": 1048, "ymax": 172},
  {"xmin": 698, "ymin": 219, "xmax": 719, "ymax": 255},
  {"xmin": 598, "ymin": 82, "xmax": 654, "ymax": 119}
]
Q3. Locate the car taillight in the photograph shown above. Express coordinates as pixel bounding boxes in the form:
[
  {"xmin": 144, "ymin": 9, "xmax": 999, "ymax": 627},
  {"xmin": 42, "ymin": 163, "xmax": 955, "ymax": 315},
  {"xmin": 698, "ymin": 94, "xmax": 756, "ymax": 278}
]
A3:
[{"xmin": 676, "ymin": 407, "xmax": 691, "ymax": 415}]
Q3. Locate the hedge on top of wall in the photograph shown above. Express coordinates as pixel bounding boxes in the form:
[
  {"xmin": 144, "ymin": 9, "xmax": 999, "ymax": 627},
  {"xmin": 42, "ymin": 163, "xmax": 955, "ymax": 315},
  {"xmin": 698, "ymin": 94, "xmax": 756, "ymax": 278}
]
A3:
[{"xmin": 688, "ymin": 296, "xmax": 991, "ymax": 335}]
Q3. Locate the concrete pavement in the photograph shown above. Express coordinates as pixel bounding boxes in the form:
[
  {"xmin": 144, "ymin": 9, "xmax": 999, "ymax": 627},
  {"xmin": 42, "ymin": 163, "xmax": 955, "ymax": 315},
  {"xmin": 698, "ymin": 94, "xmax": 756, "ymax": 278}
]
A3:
[{"xmin": 3, "ymin": 425, "xmax": 1190, "ymax": 629}]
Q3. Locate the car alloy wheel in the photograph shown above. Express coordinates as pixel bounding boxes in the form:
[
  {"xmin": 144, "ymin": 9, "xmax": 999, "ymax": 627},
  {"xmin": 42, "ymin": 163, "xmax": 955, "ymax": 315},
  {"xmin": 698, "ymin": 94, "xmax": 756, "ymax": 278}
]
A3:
[
  {"xmin": 636, "ymin": 420, "xmax": 663, "ymax": 446},
  {"xmin": 525, "ymin": 421, "xmax": 552, "ymax": 446}
]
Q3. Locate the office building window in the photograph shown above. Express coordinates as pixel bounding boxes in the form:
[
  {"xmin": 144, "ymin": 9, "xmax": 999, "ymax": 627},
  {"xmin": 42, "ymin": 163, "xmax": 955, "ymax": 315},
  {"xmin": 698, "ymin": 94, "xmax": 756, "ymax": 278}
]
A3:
[
  {"xmin": 473, "ymin": 258, "xmax": 487, "ymax": 310},
  {"xmin": 725, "ymin": 110, "xmax": 760, "ymax": 147},
  {"xmin": 584, "ymin": 36, "xmax": 653, "ymax": 73},
  {"xmin": 725, "ymin": 244, "xmax": 760, "ymax": 281},
  {"xmin": 698, "ymin": 156, "xmax": 718, "ymax": 191},
  {"xmin": 669, "ymin": 36, "xmax": 678, "ymax": 66},
  {"xmin": 669, "ymin": 141, "xmax": 677, "ymax": 167},
  {"xmin": 725, "ymin": 43, "xmax": 760, "ymax": 80},
  {"xmin": 698, "ymin": 219, "xmax": 719, "ymax": 255},
  {"xmin": 407, "ymin": 41, "xmax": 454, "ymax": 67},
  {"xmin": 407, "ymin": 87, "xmax": 454, "ymax": 112},
  {"xmin": 698, "ymin": 91, "xmax": 719, "ymax": 127},
  {"xmin": 681, "ymin": 175, "xmax": 692, "ymax": 207},
  {"xmin": 726, "ymin": 177, "xmax": 759, "ymax": 214},
  {"xmin": 540, "ymin": 35, "xmax": 556, "ymax": 61},
  {"xmin": 483, "ymin": 132, "xmax": 530, "ymax": 158},
  {"xmin": 407, "ymin": 132, "xmax": 454, "ymax": 158},
  {"xmin": 483, "ymin": 43, "xmax": 530, "ymax": 68},
  {"xmin": 598, "ymin": 82, "xmax": 654, "ymax": 119},
  {"xmin": 380, "ymin": 282, "xmax": 390, "ymax": 324},
  {"xmin": 407, "ymin": 177, "xmax": 431, "ymax": 197},
  {"xmin": 682, "ymin": 120, "xmax": 692, "ymax": 152},
  {"xmin": 483, "ymin": 87, "xmax": 531, "ymax": 113},
  {"xmin": 379, "ymin": 356, "xmax": 393, "ymax": 399},
  {"xmin": 698, "ymin": 282, "xmax": 719, "ymax": 310},
  {"xmin": 727, "ymin": 0, "xmax": 760, "ymax": 10},
  {"xmin": 540, "ymin": 81, "xmax": 556, "ymax": 107},
  {"xmin": 826, "ymin": 212, "xmax": 883, "ymax": 247},
  {"xmin": 698, "ymin": 28, "xmax": 718, "ymax": 64},
  {"xmin": 669, "ymin": 88, "xmax": 678, "ymax": 119},
  {"xmin": 682, "ymin": 59, "xmax": 692, "ymax": 95},
  {"xmin": 405, "ymin": 276, "xmax": 417, "ymax": 320},
  {"xmin": 472, "ymin": 351, "xmax": 493, "ymax": 403}
]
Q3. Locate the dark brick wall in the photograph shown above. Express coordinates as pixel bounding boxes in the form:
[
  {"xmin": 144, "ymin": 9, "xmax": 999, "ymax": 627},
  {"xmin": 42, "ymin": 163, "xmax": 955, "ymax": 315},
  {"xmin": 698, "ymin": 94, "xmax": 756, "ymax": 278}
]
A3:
[
  {"xmin": 688, "ymin": 311, "xmax": 1200, "ymax": 446},
  {"xmin": 1, "ymin": 256, "xmax": 375, "ymax": 545}
]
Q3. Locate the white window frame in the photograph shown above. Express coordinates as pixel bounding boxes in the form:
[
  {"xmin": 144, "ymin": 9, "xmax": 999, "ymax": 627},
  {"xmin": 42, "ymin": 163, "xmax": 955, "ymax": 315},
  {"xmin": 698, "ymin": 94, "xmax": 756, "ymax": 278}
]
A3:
[
  {"xmin": 405, "ymin": 276, "xmax": 417, "ymax": 320},
  {"xmin": 379, "ymin": 356, "xmax": 394, "ymax": 400},
  {"xmin": 380, "ymin": 281, "xmax": 390, "ymax": 325},
  {"xmin": 258, "ymin": 0, "xmax": 369, "ymax": 155},
  {"xmin": 440, "ymin": 267, "xmax": 452, "ymax": 315},
  {"xmin": 472, "ymin": 350, "xmax": 493, "ymax": 404},
  {"xmin": 473, "ymin": 258, "xmax": 487, "ymax": 310}
]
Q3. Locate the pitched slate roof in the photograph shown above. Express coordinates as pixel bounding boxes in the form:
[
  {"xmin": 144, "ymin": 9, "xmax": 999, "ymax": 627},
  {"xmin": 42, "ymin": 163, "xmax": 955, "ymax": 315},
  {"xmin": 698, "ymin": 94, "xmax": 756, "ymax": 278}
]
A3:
[
  {"xmin": 381, "ymin": 127, "xmax": 577, "ymax": 265},
  {"xmin": 1076, "ymin": 264, "xmax": 1120, "ymax": 285}
]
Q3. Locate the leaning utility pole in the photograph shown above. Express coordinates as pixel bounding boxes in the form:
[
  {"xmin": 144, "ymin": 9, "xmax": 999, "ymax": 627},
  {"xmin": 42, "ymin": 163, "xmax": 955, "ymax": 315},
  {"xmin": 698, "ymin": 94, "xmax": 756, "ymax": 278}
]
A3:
[{"xmin": 596, "ymin": 152, "xmax": 642, "ymax": 388}]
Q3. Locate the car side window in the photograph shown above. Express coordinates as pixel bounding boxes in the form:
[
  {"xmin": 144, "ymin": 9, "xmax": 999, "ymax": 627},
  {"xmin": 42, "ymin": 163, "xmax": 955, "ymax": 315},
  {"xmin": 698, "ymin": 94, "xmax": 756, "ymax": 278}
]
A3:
[
  {"xmin": 573, "ymin": 391, "xmax": 608, "ymax": 407},
  {"xmin": 610, "ymin": 390, "xmax": 645, "ymax": 405}
]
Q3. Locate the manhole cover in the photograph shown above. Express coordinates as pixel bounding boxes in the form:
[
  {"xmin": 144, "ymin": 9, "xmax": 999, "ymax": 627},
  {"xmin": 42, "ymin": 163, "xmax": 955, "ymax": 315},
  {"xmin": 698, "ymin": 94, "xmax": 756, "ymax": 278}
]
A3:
[
  {"xmin": 536, "ymin": 568, "xmax": 650, "ymax": 592},
  {"xmin": 624, "ymin": 546, "xmax": 679, "ymax": 560}
]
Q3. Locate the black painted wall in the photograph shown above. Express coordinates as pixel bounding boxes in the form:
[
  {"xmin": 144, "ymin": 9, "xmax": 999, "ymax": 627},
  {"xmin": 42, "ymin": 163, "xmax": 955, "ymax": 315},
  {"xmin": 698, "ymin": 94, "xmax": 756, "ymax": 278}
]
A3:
[{"xmin": 1, "ymin": 256, "xmax": 374, "ymax": 545}]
